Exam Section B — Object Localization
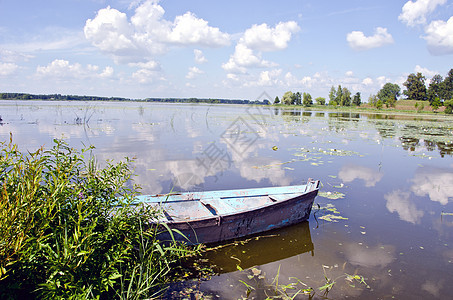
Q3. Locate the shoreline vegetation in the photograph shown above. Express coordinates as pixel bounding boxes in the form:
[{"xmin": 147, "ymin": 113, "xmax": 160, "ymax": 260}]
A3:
[
  {"xmin": 1, "ymin": 93, "xmax": 453, "ymax": 118},
  {"xmin": 1, "ymin": 68, "xmax": 452, "ymax": 115},
  {"xmin": 0, "ymin": 137, "xmax": 202, "ymax": 299}
]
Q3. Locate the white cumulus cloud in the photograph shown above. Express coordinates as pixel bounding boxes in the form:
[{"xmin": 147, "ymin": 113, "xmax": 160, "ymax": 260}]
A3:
[
  {"xmin": 414, "ymin": 65, "xmax": 438, "ymax": 78},
  {"xmin": 222, "ymin": 21, "xmax": 298, "ymax": 74},
  {"xmin": 186, "ymin": 66, "xmax": 204, "ymax": 79},
  {"xmin": 399, "ymin": 0, "xmax": 446, "ymax": 27},
  {"xmin": 362, "ymin": 77, "xmax": 373, "ymax": 86},
  {"xmin": 242, "ymin": 21, "xmax": 300, "ymax": 51},
  {"xmin": 36, "ymin": 59, "xmax": 113, "ymax": 80},
  {"xmin": 128, "ymin": 60, "xmax": 161, "ymax": 70},
  {"xmin": 423, "ymin": 17, "xmax": 453, "ymax": 55},
  {"xmin": 194, "ymin": 49, "xmax": 207, "ymax": 64},
  {"xmin": 0, "ymin": 62, "xmax": 19, "ymax": 76},
  {"xmin": 168, "ymin": 12, "xmax": 230, "ymax": 47},
  {"xmin": 347, "ymin": 27, "xmax": 394, "ymax": 51},
  {"xmin": 84, "ymin": 0, "xmax": 230, "ymax": 63}
]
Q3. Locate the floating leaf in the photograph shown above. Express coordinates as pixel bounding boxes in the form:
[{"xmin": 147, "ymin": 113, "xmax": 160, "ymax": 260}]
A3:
[
  {"xmin": 318, "ymin": 191, "xmax": 345, "ymax": 199},
  {"xmin": 319, "ymin": 214, "xmax": 349, "ymax": 222},
  {"xmin": 272, "ymin": 146, "xmax": 278, "ymax": 151}
]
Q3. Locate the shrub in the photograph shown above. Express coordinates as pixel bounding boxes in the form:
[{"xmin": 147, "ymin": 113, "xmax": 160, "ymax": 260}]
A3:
[
  {"xmin": 0, "ymin": 137, "xmax": 195, "ymax": 299},
  {"xmin": 445, "ymin": 99, "xmax": 453, "ymax": 114}
]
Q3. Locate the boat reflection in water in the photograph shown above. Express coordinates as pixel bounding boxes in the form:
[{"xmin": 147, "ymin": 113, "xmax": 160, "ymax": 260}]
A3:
[{"xmin": 202, "ymin": 220, "xmax": 314, "ymax": 274}]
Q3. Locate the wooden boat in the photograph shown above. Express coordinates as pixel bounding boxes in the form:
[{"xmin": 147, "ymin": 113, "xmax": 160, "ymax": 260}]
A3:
[{"xmin": 135, "ymin": 179, "xmax": 320, "ymax": 245}]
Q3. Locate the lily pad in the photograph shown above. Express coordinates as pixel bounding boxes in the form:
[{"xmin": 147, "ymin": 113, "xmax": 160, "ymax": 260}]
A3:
[{"xmin": 318, "ymin": 191, "xmax": 345, "ymax": 199}]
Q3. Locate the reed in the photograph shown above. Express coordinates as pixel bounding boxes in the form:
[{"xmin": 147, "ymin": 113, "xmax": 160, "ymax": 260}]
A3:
[{"xmin": 0, "ymin": 136, "xmax": 196, "ymax": 299}]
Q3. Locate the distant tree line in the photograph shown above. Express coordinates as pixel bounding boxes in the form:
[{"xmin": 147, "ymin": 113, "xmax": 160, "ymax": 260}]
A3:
[
  {"xmin": 144, "ymin": 97, "xmax": 269, "ymax": 105},
  {"xmin": 0, "ymin": 93, "xmax": 131, "ymax": 101},
  {"xmin": 367, "ymin": 68, "xmax": 453, "ymax": 113},
  {"xmin": 0, "ymin": 93, "xmax": 270, "ymax": 105},
  {"xmin": 274, "ymin": 68, "xmax": 453, "ymax": 114},
  {"xmin": 274, "ymin": 87, "xmax": 360, "ymax": 107}
]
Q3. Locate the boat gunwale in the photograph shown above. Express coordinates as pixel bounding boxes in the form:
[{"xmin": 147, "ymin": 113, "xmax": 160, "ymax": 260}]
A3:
[{"xmin": 156, "ymin": 181, "xmax": 320, "ymax": 225}]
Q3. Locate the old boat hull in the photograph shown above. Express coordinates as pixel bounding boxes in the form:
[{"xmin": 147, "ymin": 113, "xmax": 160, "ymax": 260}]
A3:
[{"xmin": 136, "ymin": 180, "xmax": 320, "ymax": 245}]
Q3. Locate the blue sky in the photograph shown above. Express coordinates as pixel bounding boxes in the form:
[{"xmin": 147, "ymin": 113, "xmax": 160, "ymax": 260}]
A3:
[{"xmin": 0, "ymin": 0, "xmax": 452, "ymax": 101}]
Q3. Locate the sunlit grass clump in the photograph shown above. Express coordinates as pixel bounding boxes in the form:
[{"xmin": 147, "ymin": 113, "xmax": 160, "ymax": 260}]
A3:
[{"xmin": 0, "ymin": 137, "xmax": 195, "ymax": 299}]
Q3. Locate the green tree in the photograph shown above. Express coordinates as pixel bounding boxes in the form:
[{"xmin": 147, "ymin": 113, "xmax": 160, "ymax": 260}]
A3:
[
  {"xmin": 427, "ymin": 74, "xmax": 444, "ymax": 103},
  {"xmin": 403, "ymin": 72, "xmax": 427, "ymax": 101},
  {"xmin": 431, "ymin": 97, "xmax": 441, "ymax": 112},
  {"xmin": 445, "ymin": 98, "xmax": 453, "ymax": 114},
  {"xmin": 442, "ymin": 69, "xmax": 453, "ymax": 101},
  {"xmin": 352, "ymin": 92, "xmax": 361, "ymax": 106},
  {"xmin": 274, "ymin": 96, "xmax": 280, "ymax": 104},
  {"xmin": 282, "ymin": 91, "xmax": 295, "ymax": 105},
  {"xmin": 377, "ymin": 83, "xmax": 400, "ymax": 107},
  {"xmin": 315, "ymin": 97, "xmax": 326, "ymax": 106},
  {"xmin": 302, "ymin": 92, "xmax": 313, "ymax": 106},
  {"xmin": 368, "ymin": 94, "xmax": 378, "ymax": 107},
  {"xmin": 328, "ymin": 86, "xmax": 336, "ymax": 105},
  {"xmin": 335, "ymin": 85, "xmax": 343, "ymax": 105},
  {"xmin": 295, "ymin": 92, "xmax": 302, "ymax": 105},
  {"xmin": 376, "ymin": 99, "xmax": 383, "ymax": 109},
  {"xmin": 340, "ymin": 87, "xmax": 351, "ymax": 106},
  {"xmin": 415, "ymin": 101, "xmax": 425, "ymax": 113}
]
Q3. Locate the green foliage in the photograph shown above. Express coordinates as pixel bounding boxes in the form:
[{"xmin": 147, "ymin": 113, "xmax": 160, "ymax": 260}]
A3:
[
  {"xmin": 368, "ymin": 94, "xmax": 378, "ymax": 107},
  {"xmin": 273, "ymin": 96, "xmax": 280, "ymax": 104},
  {"xmin": 352, "ymin": 92, "xmax": 361, "ymax": 106},
  {"xmin": 431, "ymin": 97, "xmax": 441, "ymax": 112},
  {"xmin": 0, "ymin": 138, "xmax": 194, "ymax": 299},
  {"xmin": 327, "ymin": 85, "xmax": 353, "ymax": 107},
  {"xmin": 282, "ymin": 91, "xmax": 296, "ymax": 105},
  {"xmin": 328, "ymin": 86, "xmax": 336, "ymax": 105},
  {"xmin": 335, "ymin": 85, "xmax": 343, "ymax": 105},
  {"xmin": 427, "ymin": 74, "xmax": 444, "ymax": 103},
  {"xmin": 236, "ymin": 265, "xmax": 368, "ymax": 299},
  {"xmin": 414, "ymin": 101, "xmax": 425, "ymax": 113},
  {"xmin": 302, "ymin": 92, "xmax": 313, "ymax": 107},
  {"xmin": 315, "ymin": 97, "xmax": 326, "ymax": 106},
  {"xmin": 295, "ymin": 92, "xmax": 302, "ymax": 105},
  {"xmin": 377, "ymin": 83, "xmax": 400, "ymax": 107},
  {"xmin": 340, "ymin": 87, "xmax": 351, "ymax": 106},
  {"xmin": 445, "ymin": 99, "xmax": 453, "ymax": 114},
  {"xmin": 376, "ymin": 99, "xmax": 383, "ymax": 109},
  {"xmin": 403, "ymin": 72, "xmax": 427, "ymax": 101},
  {"xmin": 442, "ymin": 69, "xmax": 453, "ymax": 101}
]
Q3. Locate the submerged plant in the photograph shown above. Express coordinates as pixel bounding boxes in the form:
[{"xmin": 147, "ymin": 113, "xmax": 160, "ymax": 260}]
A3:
[
  {"xmin": 236, "ymin": 264, "xmax": 368, "ymax": 299},
  {"xmin": 0, "ymin": 136, "xmax": 196, "ymax": 299}
]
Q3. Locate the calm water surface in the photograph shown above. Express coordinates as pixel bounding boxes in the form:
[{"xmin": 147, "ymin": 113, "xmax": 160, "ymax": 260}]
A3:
[{"xmin": 1, "ymin": 100, "xmax": 453, "ymax": 299}]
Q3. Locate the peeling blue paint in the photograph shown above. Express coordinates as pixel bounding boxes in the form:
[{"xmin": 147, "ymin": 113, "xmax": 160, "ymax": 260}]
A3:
[{"xmin": 150, "ymin": 181, "xmax": 320, "ymax": 244}]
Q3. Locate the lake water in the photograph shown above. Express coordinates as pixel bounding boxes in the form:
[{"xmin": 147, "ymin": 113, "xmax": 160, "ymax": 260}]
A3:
[{"xmin": 1, "ymin": 100, "xmax": 453, "ymax": 299}]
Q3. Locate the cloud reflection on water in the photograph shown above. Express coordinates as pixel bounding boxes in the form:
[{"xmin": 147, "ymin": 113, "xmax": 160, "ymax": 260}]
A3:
[
  {"xmin": 338, "ymin": 163, "xmax": 383, "ymax": 187},
  {"xmin": 384, "ymin": 190, "xmax": 424, "ymax": 224},
  {"xmin": 411, "ymin": 166, "xmax": 453, "ymax": 205}
]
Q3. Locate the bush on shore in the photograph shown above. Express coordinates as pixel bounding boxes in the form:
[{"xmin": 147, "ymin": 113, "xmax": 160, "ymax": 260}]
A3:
[{"xmin": 0, "ymin": 137, "xmax": 195, "ymax": 299}]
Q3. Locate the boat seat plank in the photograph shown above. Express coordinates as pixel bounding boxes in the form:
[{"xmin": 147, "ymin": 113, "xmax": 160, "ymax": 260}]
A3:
[
  {"xmin": 269, "ymin": 193, "xmax": 304, "ymax": 202},
  {"xmin": 199, "ymin": 196, "xmax": 273, "ymax": 215},
  {"xmin": 159, "ymin": 201, "xmax": 213, "ymax": 221},
  {"xmin": 200, "ymin": 198, "xmax": 237, "ymax": 215}
]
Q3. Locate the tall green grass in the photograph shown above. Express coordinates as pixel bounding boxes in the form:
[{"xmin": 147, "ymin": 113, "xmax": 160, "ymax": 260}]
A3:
[{"xmin": 0, "ymin": 136, "xmax": 196, "ymax": 299}]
